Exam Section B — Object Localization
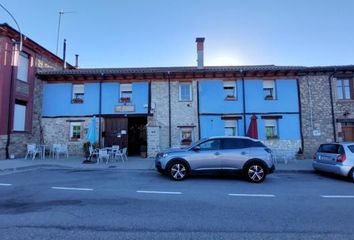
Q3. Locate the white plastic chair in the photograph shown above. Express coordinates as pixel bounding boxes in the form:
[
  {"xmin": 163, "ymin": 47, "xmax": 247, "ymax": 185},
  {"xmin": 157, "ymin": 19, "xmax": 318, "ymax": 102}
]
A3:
[
  {"xmin": 25, "ymin": 144, "xmax": 40, "ymax": 160},
  {"xmin": 50, "ymin": 143, "xmax": 60, "ymax": 158},
  {"xmin": 115, "ymin": 148, "xmax": 128, "ymax": 162},
  {"xmin": 111, "ymin": 145, "xmax": 120, "ymax": 160},
  {"xmin": 98, "ymin": 149, "xmax": 110, "ymax": 164},
  {"xmin": 56, "ymin": 144, "xmax": 69, "ymax": 158}
]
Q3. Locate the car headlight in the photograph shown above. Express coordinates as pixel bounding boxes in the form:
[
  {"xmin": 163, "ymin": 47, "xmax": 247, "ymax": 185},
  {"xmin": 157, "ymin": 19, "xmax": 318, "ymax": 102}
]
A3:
[{"xmin": 162, "ymin": 153, "xmax": 169, "ymax": 158}]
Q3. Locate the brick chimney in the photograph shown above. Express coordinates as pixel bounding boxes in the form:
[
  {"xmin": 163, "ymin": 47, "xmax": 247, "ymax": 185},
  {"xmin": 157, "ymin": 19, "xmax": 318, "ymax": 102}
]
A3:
[{"xmin": 196, "ymin": 37, "xmax": 205, "ymax": 69}]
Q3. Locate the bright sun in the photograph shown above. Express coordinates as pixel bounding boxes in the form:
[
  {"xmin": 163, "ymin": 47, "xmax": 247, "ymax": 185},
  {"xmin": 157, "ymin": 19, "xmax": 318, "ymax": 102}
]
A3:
[{"xmin": 207, "ymin": 54, "xmax": 242, "ymax": 66}]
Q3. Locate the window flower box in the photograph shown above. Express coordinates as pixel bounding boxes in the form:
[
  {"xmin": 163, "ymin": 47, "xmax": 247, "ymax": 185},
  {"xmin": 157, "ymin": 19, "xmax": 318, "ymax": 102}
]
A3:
[
  {"xmin": 120, "ymin": 97, "xmax": 131, "ymax": 103},
  {"xmin": 264, "ymin": 95, "xmax": 274, "ymax": 100},
  {"xmin": 225, "ymin": 95, "xmax": 236, "ymax": 101},
  {"xmin": 71, "ymin": 98, "xmax": 84, "ymax": 104}
]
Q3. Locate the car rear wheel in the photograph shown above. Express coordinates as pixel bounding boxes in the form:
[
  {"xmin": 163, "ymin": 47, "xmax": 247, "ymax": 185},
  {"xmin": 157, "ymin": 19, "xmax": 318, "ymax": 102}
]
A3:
[
  {"xmin": 245, "ymin": 163, "xmax": 267, "ymax": 183},
  {"xmin": 349, "ymin": 168, "xmax": 354, "ymax": 182},
  {"xmin": 169, "ymin": 162, "xmax": 188, "ymax": 181}
]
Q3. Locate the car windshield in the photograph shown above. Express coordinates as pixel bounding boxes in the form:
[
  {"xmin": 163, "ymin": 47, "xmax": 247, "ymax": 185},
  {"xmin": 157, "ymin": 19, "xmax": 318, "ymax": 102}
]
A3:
[{"xmin": 188, "ymin": 138, "xmax": 207, "ymax": 149}]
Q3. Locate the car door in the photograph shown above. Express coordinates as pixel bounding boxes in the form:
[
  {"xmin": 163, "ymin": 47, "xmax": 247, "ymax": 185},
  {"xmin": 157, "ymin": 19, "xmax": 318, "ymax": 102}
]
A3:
[
  {"xmin": 221, "ymin": 138, "xmax": 249, "ymax": 171},
  {"xmin": 187, "ymin": 139, "xmax": 222, "ymax": 172},
  {"xmin": 316, "ymin": 144, "xmax": 340, "ymax": 165}
]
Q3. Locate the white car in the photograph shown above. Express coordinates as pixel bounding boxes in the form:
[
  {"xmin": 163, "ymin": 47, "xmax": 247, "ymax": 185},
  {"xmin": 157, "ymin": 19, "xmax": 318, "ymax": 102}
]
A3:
[{"xmin": 313, "ymin": 142, "xmax": 354, "ymax": 182}]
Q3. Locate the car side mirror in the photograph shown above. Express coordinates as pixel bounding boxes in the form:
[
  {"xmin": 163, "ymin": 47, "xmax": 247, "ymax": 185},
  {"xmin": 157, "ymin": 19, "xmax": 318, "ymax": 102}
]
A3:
[{"xmin": 193, "ymin": 146, "xmax": 201, "ymax": 151}]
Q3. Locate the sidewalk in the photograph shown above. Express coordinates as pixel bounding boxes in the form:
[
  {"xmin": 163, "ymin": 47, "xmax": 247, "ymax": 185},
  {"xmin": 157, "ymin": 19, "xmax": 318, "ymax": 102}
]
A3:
[{"xmin": 0, "ymin": 156, "xmax": 314, "ymax": 174}]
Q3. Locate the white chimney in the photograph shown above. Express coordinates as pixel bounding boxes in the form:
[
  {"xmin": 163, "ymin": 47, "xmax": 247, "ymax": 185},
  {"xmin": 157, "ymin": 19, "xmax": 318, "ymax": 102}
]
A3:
[{"xmin": 196, "ymin": 37, "xmax": 205, "ymax": 69}]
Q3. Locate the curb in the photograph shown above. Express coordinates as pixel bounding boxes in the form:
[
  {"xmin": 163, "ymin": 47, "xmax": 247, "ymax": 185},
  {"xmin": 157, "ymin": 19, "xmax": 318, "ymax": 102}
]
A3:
[
  {"xmin": 275, "ymin": 169, "xmax": 314, "ymax": 174},
  {"xmin": 0, "ymin": 163, "xmax": 314, "ymax": 174}
]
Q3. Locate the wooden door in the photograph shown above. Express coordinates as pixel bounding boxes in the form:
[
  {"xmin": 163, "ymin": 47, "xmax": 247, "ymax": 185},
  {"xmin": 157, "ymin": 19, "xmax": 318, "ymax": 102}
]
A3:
[
  {"xmin": 104, "ymin": 117, "xmax": 128, "ymax": 148},
  {"xmin": 342, "ymin": 126, "xmax": 354, "ymax": 141}
]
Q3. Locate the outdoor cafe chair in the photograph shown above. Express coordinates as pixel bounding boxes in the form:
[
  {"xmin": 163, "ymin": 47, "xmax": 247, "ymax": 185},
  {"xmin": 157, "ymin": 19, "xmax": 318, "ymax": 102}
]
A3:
[
  {"xmin": 111, "ymin": 145, "xmax": 120, "ymax": 160},
  {"xmin": 115, "ymin": 147, "xmax": 128, "ymax": 162},
  {"xmin": 25, "ymin": 144, "xmax": 40, "ymax": 160},
  {"xmin": 98, "ymin": 149, "xmax": 110, "ymax": 164},
  {"xmin": 56, "ymin": 144, "xmax": 69, "ymax": 158}
]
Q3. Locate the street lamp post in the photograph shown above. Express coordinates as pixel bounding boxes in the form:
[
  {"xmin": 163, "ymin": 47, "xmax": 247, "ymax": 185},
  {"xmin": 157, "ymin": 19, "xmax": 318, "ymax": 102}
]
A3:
[{"xmin": 0, "ymin": 3, "xmax": 23, "ymax": 51}]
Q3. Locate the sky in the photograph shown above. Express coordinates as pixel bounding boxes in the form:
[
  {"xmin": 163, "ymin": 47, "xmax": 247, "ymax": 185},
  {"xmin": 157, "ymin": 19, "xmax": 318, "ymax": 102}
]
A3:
[{"xmin": 1, "ymin": 0, "xmax": 354, "ymax": 68}]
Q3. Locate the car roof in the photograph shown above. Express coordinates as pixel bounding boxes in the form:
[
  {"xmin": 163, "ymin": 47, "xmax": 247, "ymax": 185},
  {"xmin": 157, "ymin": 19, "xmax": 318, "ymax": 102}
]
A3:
[{"xmin": 208, "ymin": 136, "xmax": 260, "ymax": 142}]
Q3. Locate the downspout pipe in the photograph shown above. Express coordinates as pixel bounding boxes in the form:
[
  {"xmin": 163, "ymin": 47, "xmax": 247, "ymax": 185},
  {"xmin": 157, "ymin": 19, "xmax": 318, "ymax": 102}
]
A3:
[
  {"xmin": 5, "ymin": 43, "xmax": 16, "ymax": 159},
  {"xmin": 241, "ymin": 69, "xmax": 246, "ymax": 136},
  {"xmin": 98, "ymin": 73, "xmax": 103, "ymax": 147},
  {"xmin": 168, "ymin": 71, "xmax": 171, "ymax": 148},
  {"xmin": 328, "ymin": 68, "xmax": 337, "ymax": 142}
]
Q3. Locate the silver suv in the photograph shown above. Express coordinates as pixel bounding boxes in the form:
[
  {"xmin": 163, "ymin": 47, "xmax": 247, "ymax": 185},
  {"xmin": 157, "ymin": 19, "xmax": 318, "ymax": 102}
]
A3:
[
  {"xmin": 313, "ymin": 142, "xmax": 354, "ymax": 182},
  {"xmin": 155, "ymin": 136, "xmax": 275, "ymax": 183}
]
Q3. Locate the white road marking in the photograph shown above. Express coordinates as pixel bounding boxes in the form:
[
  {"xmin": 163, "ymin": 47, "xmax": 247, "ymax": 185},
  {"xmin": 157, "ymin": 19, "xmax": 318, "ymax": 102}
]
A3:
[
  {"xmin": 51, "ymin": 187, "xmax": 93, "ymax": 191},
  {"xmin": 136, "ymin": 190, "xmax": 182, "ymax": 195},
  {"xmin": 321, "ymin": 195, "xmax": 354, "ymax": 198},
  {"xmin": 228, "ymin": 193, "xmax": 275, "ymax": 197},
  {"xmin": 0, "ymin": 183, "xmax": 12, "ymax": 186}
]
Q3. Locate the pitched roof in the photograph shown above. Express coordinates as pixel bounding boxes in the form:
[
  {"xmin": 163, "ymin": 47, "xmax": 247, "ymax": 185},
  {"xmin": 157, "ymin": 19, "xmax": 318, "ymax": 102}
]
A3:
[{"xmin": 0, "ymin": 23, "xmax": 73, "ymax": 68}]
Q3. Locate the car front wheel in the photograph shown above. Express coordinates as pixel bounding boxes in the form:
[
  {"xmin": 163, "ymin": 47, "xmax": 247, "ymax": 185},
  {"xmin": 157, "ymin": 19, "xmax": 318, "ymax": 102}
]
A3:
[
  {"xmin": 169, "ymin": 162, "xmax": 188, "ymax": 181},
  {"xmin": 245, "ymin": 163, "xmax": 267, "ymax": 183}
]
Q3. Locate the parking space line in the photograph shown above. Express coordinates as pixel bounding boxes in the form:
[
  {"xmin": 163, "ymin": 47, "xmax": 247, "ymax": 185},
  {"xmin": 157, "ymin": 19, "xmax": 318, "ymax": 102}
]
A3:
[
  {"xmin": 228, "ymin": 193, "xmax": 275, "ymax": 197},
  {"xmin": 51, "ymin": 187, "xmax": 93, "ymax": 191},
  {"xmin": 136, "ymin": 190, "xmax": 182, "ymax": 195},
  {"xmin": 321, "ymin": 195, "xmax": 354, "ymax": 198},
  {"xmin": 0, "ymin": 183, "xmax": 12, "ymax": 186}
]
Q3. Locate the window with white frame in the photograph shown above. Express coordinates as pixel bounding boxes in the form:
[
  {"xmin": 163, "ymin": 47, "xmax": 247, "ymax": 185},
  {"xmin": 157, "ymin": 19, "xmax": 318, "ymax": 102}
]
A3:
[
  {"xmin": 180, "ymin": 128, "xmax": 193, "ymax": 145},
  {"xmin": 70, "ymin": 122, "xmax": 82, "ymax": 140},
  {"xmin": 72, "ymin": 84, "xmax": 84, "ymax": 103},
  {"xmin": 264, "ymin": 119, "xmax": 278, "ymax": 139},
  {"xmin": 179, "ymin": 83, "xmax": 192, "ymax": 101},
  {"xmin": 336, "ymin": 79, "xmax": 352, "ymax": 100},
  {"xmin": 17, "ymin": 52, "xmax": 29, "ymax": 82},
  {"xmin": 13, "ymin": 101, "xmax": 27, "ymax": 131},
  {"xmin": 120, "ymin": 83, "xmax": 132, "ymax": 103},
  {"xmin": 224, "ymin": 81, "xmax": 236, "ymax": 100},
  {"xmin": 263, "ymin": 80, "xmax": 276, "ymax": 100},
  {"xmin": 224, "ymin": 119, "xmax": 237, "ymax": 136}
]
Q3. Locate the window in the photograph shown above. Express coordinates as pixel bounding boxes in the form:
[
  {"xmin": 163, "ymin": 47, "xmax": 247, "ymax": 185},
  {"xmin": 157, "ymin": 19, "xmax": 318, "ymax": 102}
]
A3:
[
  {"xmin": 17, "ymin": 52, "xmax": 29, "ymax": 82},
  {"xmin": 264, "ymin": 119, "xmax": 278, "ymax": 139},
  {"xmin": 180, "ymin": 128, "xmax": 193, "ymax": 145},
  {"xmin": 120, "ymin": 83, "xmax": 132, "ymax": 103},
  {"xmin": 179, "ymin": 83, "xmax": 192, "ymax": 101},
  {"xmin": 348, "ymin": 145, "xmax": 354, "ymax": 153},
  {"xmin": 222, "ymin": 138, "xmax": 244, "ymax": 149},
  {"xmin": 224, "ymin": 81, "xmax": 236, "ymax": 100},
  {"xmin": 198, "ymin": 139, "xmax": 221, "ymax": 151},
  {"xmin": 224, "ymin": 120, "xmax": 237, "ymax": 136},
  {"xmin": 72, "ymin": 84, "xmax": 84, "ymax": 103},
  {"xmin": 336, "ymin": 79, "xmax": 352, "ymax": 100},
  {"xmin": 263, "ymin": 80, "xmax": 276, "ymax": 100},
  {"xmin": 70, "ymin": 122, "xmax": 81, "ymax": 140},
  {"xmin": 318, "ymin": 144, "xmax": 340, "ymax": 154},
  {"xmin": 13, "ymin": 101, "xmax": 27, "ymax": 131}
]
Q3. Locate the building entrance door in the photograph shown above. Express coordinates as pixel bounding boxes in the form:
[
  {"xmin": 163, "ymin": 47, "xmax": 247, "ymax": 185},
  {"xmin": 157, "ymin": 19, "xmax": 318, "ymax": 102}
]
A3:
[
  {"xmin": 104, "ymin": 117, "xmax": 128, "ymax": 148},
  {"xmin": 342, "ymin": 122, "xmax": 354, "ymax": 141}
]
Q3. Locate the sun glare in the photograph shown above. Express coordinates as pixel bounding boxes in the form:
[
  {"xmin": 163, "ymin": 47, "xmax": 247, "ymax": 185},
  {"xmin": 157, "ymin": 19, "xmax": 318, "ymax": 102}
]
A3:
[{"xmin": 207, "ymin": 54, "xmax": 242, "ymax": 66}]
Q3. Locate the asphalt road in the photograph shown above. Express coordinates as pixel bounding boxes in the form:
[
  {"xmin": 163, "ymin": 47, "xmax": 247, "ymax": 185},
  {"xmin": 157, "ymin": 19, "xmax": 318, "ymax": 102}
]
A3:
[{"xmin": 0, "ymin": 168, "xmax": 353, "ymax": 240}]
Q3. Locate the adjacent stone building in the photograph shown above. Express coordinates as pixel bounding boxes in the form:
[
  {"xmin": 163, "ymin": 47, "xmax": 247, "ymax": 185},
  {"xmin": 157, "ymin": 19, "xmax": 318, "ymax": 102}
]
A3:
[{"xmin": 0, "ymin": 23, "xmax": 68, "ymax": 159}]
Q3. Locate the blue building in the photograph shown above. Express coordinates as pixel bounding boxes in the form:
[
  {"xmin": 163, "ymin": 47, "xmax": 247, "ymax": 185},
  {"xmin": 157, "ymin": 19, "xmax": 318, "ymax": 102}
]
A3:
[{"xmin": 199, "ymin": 78, "xmax": 301, "ymax": 151}]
